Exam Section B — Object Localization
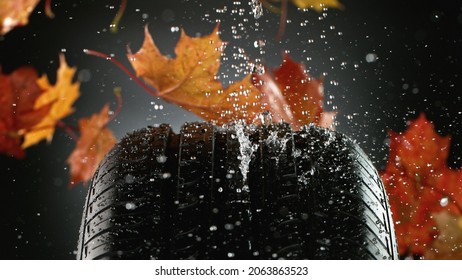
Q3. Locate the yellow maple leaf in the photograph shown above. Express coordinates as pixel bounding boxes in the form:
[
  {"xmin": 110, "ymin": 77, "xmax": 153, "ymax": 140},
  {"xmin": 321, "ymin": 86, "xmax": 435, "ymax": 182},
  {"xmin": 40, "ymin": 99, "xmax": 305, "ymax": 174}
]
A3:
[
  {"xmin": 0, "ymin": 0, "xmax": 39, "ymax": 35},
  {"xmin": 22, "ymin": 54, "xmax": 80, "ymax": 148},
  {"xmin": 425, "ymin": 212, "xmax": 462, "ymax": 259},
  {"xmin": 261, "ymin": 0, "xmax": 343, "ymax": 13},
  {"xmin": 290, "ymin": 0, "xmax": 343, "ymax": 12},
  {"xmin": 128, "ymin": 25, "xmax": 263, "ymax": 124}
]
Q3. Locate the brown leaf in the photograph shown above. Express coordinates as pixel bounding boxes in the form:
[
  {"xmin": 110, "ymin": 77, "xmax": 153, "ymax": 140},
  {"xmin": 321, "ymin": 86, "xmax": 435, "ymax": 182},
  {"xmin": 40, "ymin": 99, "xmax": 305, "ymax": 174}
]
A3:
[{"xmin": 67, "ymin": 105, "xmax": 116, "ymax": 187}]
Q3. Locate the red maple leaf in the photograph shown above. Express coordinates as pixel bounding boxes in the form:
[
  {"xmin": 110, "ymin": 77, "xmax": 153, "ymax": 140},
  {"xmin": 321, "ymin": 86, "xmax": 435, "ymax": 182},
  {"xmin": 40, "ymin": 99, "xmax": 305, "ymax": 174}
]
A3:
[
  {"xmin": 0, "ymin": 67, "xmax": 51, "ymax": 158},
  {"xmin": 381, "ymin": 113, "xmax": 462, "ymax": 256},
  {"xmin": 253, "ymin": 54, "xmax": 335, "ymax": 130}
]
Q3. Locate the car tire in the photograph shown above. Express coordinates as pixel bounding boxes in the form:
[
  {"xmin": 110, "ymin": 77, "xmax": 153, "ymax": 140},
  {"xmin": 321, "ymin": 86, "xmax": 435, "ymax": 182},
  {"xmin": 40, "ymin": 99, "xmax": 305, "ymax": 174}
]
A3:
[{"xmin": 76, "ymin": 122, "xmax": 398, "ymax": 260}]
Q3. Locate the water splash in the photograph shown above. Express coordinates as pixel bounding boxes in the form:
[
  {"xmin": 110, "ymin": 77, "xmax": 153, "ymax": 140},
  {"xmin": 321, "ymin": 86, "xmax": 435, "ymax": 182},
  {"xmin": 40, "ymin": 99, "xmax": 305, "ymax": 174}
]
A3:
[
  {"xmin": 235, "ymin": 122, "xmax": 259, "ymax": 182},
  {"xmin": 250, "ymin": 0, "xmax": 263, "ymax": 19}
]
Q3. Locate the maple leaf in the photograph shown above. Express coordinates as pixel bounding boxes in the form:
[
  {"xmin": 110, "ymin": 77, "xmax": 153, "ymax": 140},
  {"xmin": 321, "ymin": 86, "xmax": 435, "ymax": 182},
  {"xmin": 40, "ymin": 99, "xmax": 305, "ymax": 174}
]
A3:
[
  {"xmin": 0, "ymin": 0, "xmax": 39, "ymax": 35},
  {"xmin": 253, "ymin": 54, "xmax": 335, "ymax": 130},
  {"xmin": 0, "ymin": 66, "xmax": 51, "ymax": 158},
  {"xmin": 127, "ymin": 26, "xmax": 332, "ymax": 129},
  {"xmin": 290, "ymin": 0, "xmax": 343, "ymax": 12},
  {"xmin": 425, "ymin": 212, "xmax": 462, "ymax": 259},
  {"xmin": 67, "ymin": 104, "xmax": 116, "ymax": 187},
  {"xmin": 22, "ymin": 54, "xmax": 80, "ymax": 148},
  {"xmin": 260, "ymin": 0, "xmax": 343, "ymax": 13},
  {"xmin": 381, "ymin": 113, "xmax": 462, "ymax": 256},
  {"xmin": 425, "ymin": 212, "xmax": 462, "ymax": 260},
  {"xmin": 128, "ymin": 25, "xmax": 267, "ymax": 124},
  {"xmin": 259, "ymin": 0, "xmax": 343, "ymax": 39}
]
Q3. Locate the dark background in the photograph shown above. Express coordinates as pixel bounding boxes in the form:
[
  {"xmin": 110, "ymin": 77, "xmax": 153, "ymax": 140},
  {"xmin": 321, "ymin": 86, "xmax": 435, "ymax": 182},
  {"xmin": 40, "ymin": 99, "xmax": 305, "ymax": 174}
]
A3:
[{"xmin": 1, "ymin": 0, "xmax": 461, "ymax": 259}]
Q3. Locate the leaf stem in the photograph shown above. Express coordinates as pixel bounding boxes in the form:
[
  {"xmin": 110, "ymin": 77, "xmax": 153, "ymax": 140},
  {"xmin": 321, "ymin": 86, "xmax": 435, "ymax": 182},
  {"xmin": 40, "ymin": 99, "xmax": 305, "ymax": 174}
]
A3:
[
  {"xmin": 276, "ymin": 0, "xmax": 288, "ymax": 40},
  {"xmin": 110, "ymin": 0, "xmax": 127, "ymax": 33},
  {"xmin": 22, "ymin": 122, "xmax": 79, "ymax": 142},
  {"xmin": 84, "ymin": 49, "xmax": 159, "ymax": 97},
  {"xmin": 56, "ymin": 121, "xmax": 78, "ymax": 142},
  {"xmin": 45, "ymin": 0, "xmax": 55, "ymax": 18},
  {"xmin": 108, "ymin": 87, "xmax": 123, "ymax": 124}
]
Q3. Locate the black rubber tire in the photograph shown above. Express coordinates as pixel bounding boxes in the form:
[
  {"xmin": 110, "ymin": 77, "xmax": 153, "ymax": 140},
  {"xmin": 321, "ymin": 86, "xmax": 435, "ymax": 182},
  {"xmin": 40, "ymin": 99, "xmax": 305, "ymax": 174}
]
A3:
[{"xmin": 76, "ymin": 122, "xmax": 398, "ymax": 260}]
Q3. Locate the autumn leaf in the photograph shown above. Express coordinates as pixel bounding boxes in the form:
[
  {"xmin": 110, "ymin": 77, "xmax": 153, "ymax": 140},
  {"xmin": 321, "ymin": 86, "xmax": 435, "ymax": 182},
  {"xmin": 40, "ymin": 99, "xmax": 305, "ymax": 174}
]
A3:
[
  {"xmin": 0, "ymin": 66, "xmax": 51, "ymax": 158},
  {"xmin": 260, "ymin": 0, "xmax": 343, "ymax": 13},
  {"xmin": 290, "ymin": 0, "xmax": 343, "ymax": 12},
  {"xmin": 127, "ymin": 25, "xmax": 332, "ymax": 129},
  {"xmin": 0, "ymin": 0, "xmax": 40, "ymax": 35},
  {"xmin": 258, "ymin": 0, "xmax": 344, "ymax": 39},
  {"xmin": 67, "ymin": 104, "xmax": 116, "ymax": 187},
  {"xmin": 381, "ymin": 113, "xmax": 462, "ymax": 256},
  {"xmin": 22, "ymin": 54, "xmax": 80, "ymax": 148},
  {"xmin": 128, "ymin": 25, "xmax": 267, "ymax": 124},
  {"xmin": 425, "ymin": 212, "xmax": 462, "ymax": 259},
  {"xmin": 253, "ymin": 54, "xmax": 335, "ymax": 130}
]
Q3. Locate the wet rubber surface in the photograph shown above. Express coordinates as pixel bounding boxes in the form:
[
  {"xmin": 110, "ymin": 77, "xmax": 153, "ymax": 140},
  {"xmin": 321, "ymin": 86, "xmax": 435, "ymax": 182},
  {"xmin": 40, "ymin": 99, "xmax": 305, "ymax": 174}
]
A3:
[{"xmin": 77, "ymin": 122, "xmax": 398, "ymax": 260}]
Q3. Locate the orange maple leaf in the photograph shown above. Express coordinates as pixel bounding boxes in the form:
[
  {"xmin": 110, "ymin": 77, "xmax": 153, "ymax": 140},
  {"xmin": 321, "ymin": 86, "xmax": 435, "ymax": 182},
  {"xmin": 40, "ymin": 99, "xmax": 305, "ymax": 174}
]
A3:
[
  {"xmin": 381, "ymin": 113, "xmax": 462, "ymax": 256},
  {"xmin": 128, "ymin": 25, "xmax": 263, "ymax": 124},
  {"xmin": 0, "ymin": 0, "xmax": 39, "ymax": 35},
  {"xmin": 127, "ymin": 25, "xmax": 332, "ymax": 129},
  {"xmin": 22, "ymin": 54, "xmax": 80, "ymax": 148},
  {"xmin": 0, "ymin": 66, "xmax": 51, "ymax": 158},
  {"xmin": 67, "ymin": 104, "xmax": 117, "ymax": 187}
]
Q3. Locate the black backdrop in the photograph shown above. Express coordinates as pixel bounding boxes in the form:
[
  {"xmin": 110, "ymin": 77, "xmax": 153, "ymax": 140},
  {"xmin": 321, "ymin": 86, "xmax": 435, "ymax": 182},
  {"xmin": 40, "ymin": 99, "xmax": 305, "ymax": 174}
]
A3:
[{"xmin": 1, "ymin": 0, "xmax": 461, "ymax": 259}]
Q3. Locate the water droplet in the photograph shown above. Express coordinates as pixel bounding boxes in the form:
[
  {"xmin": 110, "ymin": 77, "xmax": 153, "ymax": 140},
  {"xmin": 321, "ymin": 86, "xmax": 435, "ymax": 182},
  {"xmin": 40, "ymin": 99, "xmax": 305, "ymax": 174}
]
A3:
[
  {"xmin": 253, "ymin": 39, "xmax": 265, "ymax": 48},
  {"xmin": 249, "ymin": 0, "xmax": 263, "ymax": 19},
  {"xmin": 125, "ymin": 202, "xmax": 136, "ymax": 210},
  {"xmin": 258, "ymin": 111, "xmax": 273, "ymax": 125},
  {"xmin": 78, "ymin": 69, "xmax": 91, "ymax": 82},
  {"xmin": 234, "ymin": 122, "xmax": 259, "ymax": 182},
  {"xmin": 125, "ymin": 174, "xmax": 135, "ymax": 184},
  {"xmin": 156, "ymin": 155, "xmax": 167, "ymax": 163},
  {"xmin": 224, "ymin": 223, "xmax": 234, "ymax": 230},
  {"xmin": 251, "ymin": 63, "xmax": 265, "ymax": 74},
  {"xmin": 365, "ymin": 53, "xmax": 378, "ymax": 63},
  {"xmin": 440, "ymin": 197, "xmax": 449, "ymax": 207}
]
